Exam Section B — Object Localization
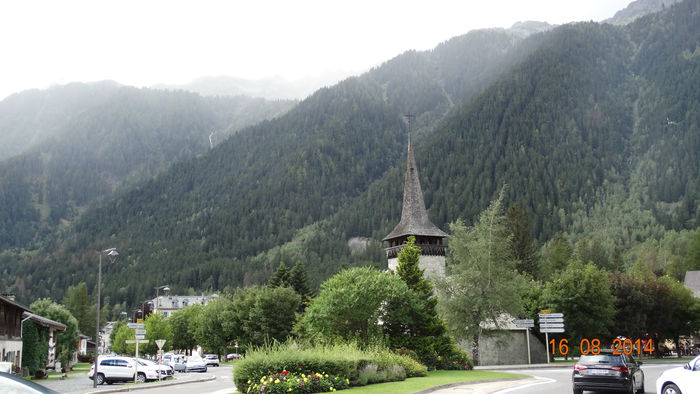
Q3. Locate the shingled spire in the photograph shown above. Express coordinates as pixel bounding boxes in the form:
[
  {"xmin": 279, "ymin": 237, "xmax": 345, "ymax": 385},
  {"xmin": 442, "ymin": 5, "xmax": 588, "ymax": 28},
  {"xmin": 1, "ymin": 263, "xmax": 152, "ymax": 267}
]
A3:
[
  {"xmin": 383, "ymin": 135, "xmax": 447, "ymax": 241},
  {"xmin": 383, "ymin": 129, "xmax": 447, "ymax": 277}
]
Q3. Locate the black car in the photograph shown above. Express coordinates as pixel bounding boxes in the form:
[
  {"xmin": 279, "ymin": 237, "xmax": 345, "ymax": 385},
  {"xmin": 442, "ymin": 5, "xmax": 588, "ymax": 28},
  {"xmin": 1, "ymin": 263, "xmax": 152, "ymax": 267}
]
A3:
[{"xmin": 572, "ymin": 350, "xmax": 644, "ymax": 394}]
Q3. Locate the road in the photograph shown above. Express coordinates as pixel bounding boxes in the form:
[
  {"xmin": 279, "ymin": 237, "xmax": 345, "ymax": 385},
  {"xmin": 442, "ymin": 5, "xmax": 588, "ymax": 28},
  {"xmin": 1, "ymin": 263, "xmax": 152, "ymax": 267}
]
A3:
[
  {"xmin": 493, "ymin": 362, "xmax": 684, "ymax": 394},
  {"xmin": 136, "ymin": 364, "xmax": 235, "ymax": 394}
]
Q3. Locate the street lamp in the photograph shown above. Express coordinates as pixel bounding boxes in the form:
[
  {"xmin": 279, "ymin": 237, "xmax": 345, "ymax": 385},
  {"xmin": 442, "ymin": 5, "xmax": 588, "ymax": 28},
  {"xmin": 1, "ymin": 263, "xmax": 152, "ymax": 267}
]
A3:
[
  {"xmin": 154, "ymin": 285, "xmax": 170, "ymax": 315},
  {"xmin": 94, "ymin": 247, "xmax": 118, "ymax": 387}
]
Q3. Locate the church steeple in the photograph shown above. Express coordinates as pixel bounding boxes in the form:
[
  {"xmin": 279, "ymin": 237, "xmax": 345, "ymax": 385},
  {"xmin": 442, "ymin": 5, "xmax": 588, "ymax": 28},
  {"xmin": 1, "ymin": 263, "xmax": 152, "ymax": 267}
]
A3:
[
  {"xmin": 383, "ymin": 131, "xmax": 447, "ymax": 277},
  {"xmin": 383, "ymin": 135, "xmax": 447, "ymax": 241}
]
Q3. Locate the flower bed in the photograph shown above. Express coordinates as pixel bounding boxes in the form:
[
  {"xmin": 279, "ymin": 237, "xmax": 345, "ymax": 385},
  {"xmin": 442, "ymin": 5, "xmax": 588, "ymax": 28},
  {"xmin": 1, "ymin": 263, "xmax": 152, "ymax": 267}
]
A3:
[
  {"xmin": 234, "ymin": 342, "xmax": 427, "ymax": 391},
  {"xmin": 245, "ymin": 370, "xmax": 350, "ymax": 393}
]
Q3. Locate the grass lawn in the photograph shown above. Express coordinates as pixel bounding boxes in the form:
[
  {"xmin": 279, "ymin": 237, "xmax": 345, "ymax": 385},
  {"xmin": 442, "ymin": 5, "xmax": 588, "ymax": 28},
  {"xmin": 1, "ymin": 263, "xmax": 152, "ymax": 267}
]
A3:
[{"xmin": 341, "ymin": 370, "xmax": 529, "ymax": 394}]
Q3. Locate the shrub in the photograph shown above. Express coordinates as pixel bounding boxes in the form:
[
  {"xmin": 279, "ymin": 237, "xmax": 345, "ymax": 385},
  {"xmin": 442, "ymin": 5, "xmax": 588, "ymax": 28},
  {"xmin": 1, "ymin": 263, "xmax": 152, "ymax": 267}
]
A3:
[
  {"xmin": 233, "ymin": 342, "xmax": 427, "ymax": 390},
  {"xmin": 435, "ymin": 346, "xmax": 473, "ymax": 370}
]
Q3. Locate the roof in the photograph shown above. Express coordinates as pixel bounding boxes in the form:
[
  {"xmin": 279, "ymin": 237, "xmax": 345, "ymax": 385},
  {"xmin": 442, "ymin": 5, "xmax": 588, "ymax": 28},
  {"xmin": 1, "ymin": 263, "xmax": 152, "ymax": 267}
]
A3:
[
  {"xmin": 22, "ymin": 312, "xmax": 67, "ymax": 331},
  {"xmin": 383, "ymin": 135, "xmax": 448, "ymax": 241},
  {"xmin": 684, "ymin": 271, "xmax": 700, "ymax": 298},
  {"xmin": 0, "ymin": 295, "xmax": 31, "ymax": 313}
]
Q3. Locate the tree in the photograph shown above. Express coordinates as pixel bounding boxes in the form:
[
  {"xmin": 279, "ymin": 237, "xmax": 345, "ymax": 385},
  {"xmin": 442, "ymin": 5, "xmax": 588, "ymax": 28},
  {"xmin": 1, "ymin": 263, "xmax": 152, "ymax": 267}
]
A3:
[
  {"xmin": 268, "ymin": 262, "xmax": 290, "ymax": 287},
  {"xmin": 609, "ymin": 273, "xmax": 651, "ymax": 340},
  {"xmin": 541, "ymin": 232, "xmax": 573, "ymax": 280},
  {"xmin": 29, "ymin": 299, "xmax": 79, "ymax": 367},
  {"xmin": 111, "ymin": 324, "xmax": 135, "ymax": 355},
  {"xmin": 246, "ymin": 286, "xmax": 300, "ymax": 346},
  {"xmin": 300, "ymin": 267, "xmax": 411, "ymax": 345},
  {"xmin": 386, "ymin": 236, "xmax": 460, "ymax": 369},
  {"xmin": 543, "ymin": 261, "xmax": 615, "ymax": 345},
  {"xmin": 664, "ymin": 278, "xmax": 700, "ymax": 357},
  {"xmin": 21, "ymin": 321, "xmax": 48, "ymax": 375},
  {"xmin": 505, "ymin": 204, "xmax": 540, "ymax": 278},
  {"xmin": 62, "ymin": 282, "xmax": 94, "ymax": 336},
  {"xmin": 170, "ymin": 304, "xmax": 203, "ymax": 354},
  {"xmin": 437, "ymin": 190, "xmax": 527, "ymax": 365},
  {"xmin": 288, "ymin": 260, "xmax": 313, "ymax": 311},
  {"xmin": 143, "ymin": 313, "xmax": 172, "ymax": 355},
  {"xmin": 196, "ymin": 297, "xmax": 231, "ymax": 357}
]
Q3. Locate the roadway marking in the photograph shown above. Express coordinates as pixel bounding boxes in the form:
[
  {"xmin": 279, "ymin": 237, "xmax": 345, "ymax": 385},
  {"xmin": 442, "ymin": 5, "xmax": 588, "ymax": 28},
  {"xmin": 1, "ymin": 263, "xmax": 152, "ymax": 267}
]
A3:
[{"xmin": 492, "ymin": 377, "xmax": 556, "ymax": 393}]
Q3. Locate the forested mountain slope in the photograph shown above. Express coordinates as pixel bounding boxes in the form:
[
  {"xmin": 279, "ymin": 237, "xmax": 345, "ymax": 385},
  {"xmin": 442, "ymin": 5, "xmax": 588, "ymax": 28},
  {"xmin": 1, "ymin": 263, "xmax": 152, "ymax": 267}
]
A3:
[
  {"xmin": 0, "ymin": 25, "xmax": 546, "ymax": 305},
  {"xmin": 0, "ymin": 86, "xmax": 296, "ymax": 249},
  {"xmin": 4, "ymin": 1, "xmax": 699, "ymax": 307}
]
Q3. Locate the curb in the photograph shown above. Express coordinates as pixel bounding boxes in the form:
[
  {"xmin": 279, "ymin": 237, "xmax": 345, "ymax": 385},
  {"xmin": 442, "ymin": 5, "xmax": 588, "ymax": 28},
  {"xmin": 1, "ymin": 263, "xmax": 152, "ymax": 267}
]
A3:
[
  {"xmin": 85, "ymin": 374, "xmax": 217, "ymax": 393},
  {"xmin": 414, "ymin": 377, "xmax": 532, "ymax": 394}
]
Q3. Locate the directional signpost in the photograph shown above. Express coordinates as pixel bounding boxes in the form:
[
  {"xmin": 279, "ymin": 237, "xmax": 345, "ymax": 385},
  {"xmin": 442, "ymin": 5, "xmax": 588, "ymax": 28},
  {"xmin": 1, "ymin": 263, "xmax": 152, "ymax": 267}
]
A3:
[
  {"xmin": 514, "ymin": 319, "xmax": 535, "ymax": 364},
  {"xmin": 125, "ymin": 339, "xmax": 149, "ymax": 383},
  {"xmin": 539, "ymin": 312, "xmax": 565, "ymax": 363}
]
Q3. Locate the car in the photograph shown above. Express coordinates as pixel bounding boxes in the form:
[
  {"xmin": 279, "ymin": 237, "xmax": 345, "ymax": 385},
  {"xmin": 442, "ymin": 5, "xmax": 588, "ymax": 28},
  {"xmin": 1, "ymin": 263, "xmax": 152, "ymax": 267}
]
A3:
[
  {"xmin": 572, "ymin": 350, "xmax": 644, "ymax": 394},
  {"xmin": 0, "ymin": 371, "xmax": 59, "ymax": 393},
  {"xmin": 204, "ymin": 354, "xmax": 220, "ymax": 367},
  {"xmin": 136, "ymin": 358, "xmax": 174, "ymax": 380},
  {"xmin": 88, "ymin": 356, "xmax": 146, "ymax": 384},
  {"xmin": 226, "ymin": 353, "xmax": 242, "ymax": 361},
  {"xmin": 185, "ymin": 355, "xmax": 208, "ymax": 373},
  {"xmin": 657, "ymin": 354, "xmax": 700, "ymax": 394},
  {"xmin": 170, "ymin": 354, "xmax": 187, "ymax": 372}
]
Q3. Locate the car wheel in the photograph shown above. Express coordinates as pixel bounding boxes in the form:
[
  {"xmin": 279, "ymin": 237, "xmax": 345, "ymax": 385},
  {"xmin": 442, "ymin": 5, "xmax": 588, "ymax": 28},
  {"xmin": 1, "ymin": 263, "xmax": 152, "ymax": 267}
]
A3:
[
  {"xmin": 96, "ymin": 373, "xmax": 105, "ymax": 385},
  {"xmin": 637, "ymin": 380, "xmax": 645, "ymax": 394},
  {"xmin": 136, "ymin": 372, "xmax": 146, "ymax": 383},
  {"xmin": 628, "ymin": 378, "xmax": 635, "ymax": 394},
  {"xmin": 663, "ymin": 383, "xmax": 682, "ymax": 394}
]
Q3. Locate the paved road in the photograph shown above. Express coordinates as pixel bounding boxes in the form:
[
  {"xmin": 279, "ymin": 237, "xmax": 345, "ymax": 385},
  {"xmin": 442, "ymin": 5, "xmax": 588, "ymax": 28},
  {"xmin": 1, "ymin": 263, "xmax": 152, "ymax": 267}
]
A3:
[
  {"xmin": 491, "ymin": 362, "xmax": 684, "ymax": 394},
  {"xmin": 134, "ymin": 365, "xmax": 234, "ymax": 394}
]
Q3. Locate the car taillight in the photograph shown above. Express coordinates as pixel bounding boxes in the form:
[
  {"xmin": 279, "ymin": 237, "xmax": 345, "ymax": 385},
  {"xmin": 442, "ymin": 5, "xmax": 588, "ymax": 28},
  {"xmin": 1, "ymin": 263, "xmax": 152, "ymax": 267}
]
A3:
[
  {"xmin": 611, "ymin": 366, "xmax": 629, "ymax": 373},
  {"xmin": 574, "ymin": 364, "xmax": 588, "ymax": 371}
]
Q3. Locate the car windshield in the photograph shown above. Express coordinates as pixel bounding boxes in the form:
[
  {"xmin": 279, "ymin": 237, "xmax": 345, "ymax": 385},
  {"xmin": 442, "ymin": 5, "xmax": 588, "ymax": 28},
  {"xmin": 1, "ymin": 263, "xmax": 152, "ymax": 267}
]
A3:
[
  {"xmin": 137, "ymin": 359, "xmax": 156, "ymax": 366},
  {"xmin": 189, "ymin": 356, "xmax": 203, "ymax": 362},
  {"xmin": 579, "ymin": 354, "xmax": 623, "ymax": 365}
]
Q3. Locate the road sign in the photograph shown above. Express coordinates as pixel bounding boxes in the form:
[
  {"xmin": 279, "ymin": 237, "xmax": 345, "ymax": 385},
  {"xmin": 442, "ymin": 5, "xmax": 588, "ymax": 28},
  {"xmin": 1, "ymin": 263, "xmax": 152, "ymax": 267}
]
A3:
[
  {"xmin": 135, "ymin": 329, "xmax": 147, "ymax": 335},
  {"xmin": 135, "ymin": 334, "xmax": 146, "ymax": 340},
  {"xmin": 541, "ymin": 328, "xmax": 566, "ymax": 333},
  {"xmin": 514, "ymin": 319, "xmax": 535, "ymax": 328},
  {"xmin": 539, "ymin": 309, "xmax": 551, "ymax": 314},
  {"xmin": 538, "ymin": 313, "xmax": 564, "ymax": 318},
  {"xmin": 127, "ymin": 323, "xmax": 144, "ymax": 329},
  {"xmin": 540, "ymin": 322, "xmax": 565, "ymax": 328},
  {"xmin": 125, "ymin": 339, "xmax": 149, "ymax": 344},
  {"xmin": 155, "ymin": 339, "xmax": 166, "ymax": 349}
]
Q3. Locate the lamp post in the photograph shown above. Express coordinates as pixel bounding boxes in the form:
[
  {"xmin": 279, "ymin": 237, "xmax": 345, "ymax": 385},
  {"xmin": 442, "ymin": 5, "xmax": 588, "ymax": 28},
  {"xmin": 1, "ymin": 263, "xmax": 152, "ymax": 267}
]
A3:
[
  {"xmin": 94, "ymin": 247, "xmax": 118, "ymax": 387},
  {"xmin": 153, "ymin": 285, "xmax": 170, "ymax": 316}
]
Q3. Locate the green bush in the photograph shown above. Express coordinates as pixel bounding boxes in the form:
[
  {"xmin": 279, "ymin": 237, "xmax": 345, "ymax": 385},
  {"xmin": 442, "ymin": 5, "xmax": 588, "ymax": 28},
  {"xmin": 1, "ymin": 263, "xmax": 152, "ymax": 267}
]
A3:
[{"xmin": 234, "ymin": 342, "xmax": 427, "ymax": 391}]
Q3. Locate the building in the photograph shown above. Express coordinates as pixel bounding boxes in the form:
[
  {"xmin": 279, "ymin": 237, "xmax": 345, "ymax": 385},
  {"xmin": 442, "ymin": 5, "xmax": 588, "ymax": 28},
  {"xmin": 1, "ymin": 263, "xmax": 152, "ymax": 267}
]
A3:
[
  {"xmin": 684, "ymin": 271, "xmax": 700, "ymax": 298},
  {"xmin": 146, "ymin": 294, "xmax": 219, "ymax": 318},
  {"xmin": 0, "ymin": 294, "xmax": 66, "ymax": 373},
  {"xmin": 383, "ymin": 135, "xmax": 448, "ymax": 277}
]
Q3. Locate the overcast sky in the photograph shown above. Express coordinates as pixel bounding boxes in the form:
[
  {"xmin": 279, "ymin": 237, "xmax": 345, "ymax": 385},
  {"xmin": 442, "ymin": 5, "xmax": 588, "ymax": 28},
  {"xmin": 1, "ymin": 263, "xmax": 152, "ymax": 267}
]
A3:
[{"xmin": 0, "ymin": 0, "xmax": 633, "ymax": 100}]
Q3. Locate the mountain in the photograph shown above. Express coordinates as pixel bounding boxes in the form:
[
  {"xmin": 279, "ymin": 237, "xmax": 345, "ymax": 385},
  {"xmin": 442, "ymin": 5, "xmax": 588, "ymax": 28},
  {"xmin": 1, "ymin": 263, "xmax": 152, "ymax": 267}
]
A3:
[
  {"xmin": 3, "ymin": 1, "xmax": 699, "ymax": 308},
  {"xmin": 605, "ymin": 0, "xmax": 682, "ymax": 25},
  {"xmin": 153, "ymin": 72, "xmax": 352, "ymax": 101},
  {"xmin": 0, "ymin": 85, "xmax": 296, "ymax": 250}
]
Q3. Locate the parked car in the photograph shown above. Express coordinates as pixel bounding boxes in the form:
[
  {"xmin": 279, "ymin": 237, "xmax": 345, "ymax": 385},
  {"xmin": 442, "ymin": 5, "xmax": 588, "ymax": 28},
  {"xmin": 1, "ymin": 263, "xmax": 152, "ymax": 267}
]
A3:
[
  {"xmin": 572, "ymin": 350, "xmax": 644, "ymax": 394},
  {"xmin": 171, "ymin": 355, "xmax": 187, "ymax": 372},
  {"xmin": 204, "ymin": 354, "xmax": 220, "ymax": 367},
  {"xmin": 226, "ymin": 353, "xmax": 242, "ymax": 361},
  {"xmin": 657, "ymin": 354, "xmax": 700, "ymax": 394},
  {"xmin": 0, "ymin": 371, "xmax": 59, "ymax": 393},
  {"xmin": 136, "ymin": 358, "xmax": 174, "ymax": 379},
  {"xmin": 185, "ymin": 355, "xmax": 208, "ymax": 373},
  {"xmin": 88, "ymin": 356, "xmax": 152, "ymax": 384}
]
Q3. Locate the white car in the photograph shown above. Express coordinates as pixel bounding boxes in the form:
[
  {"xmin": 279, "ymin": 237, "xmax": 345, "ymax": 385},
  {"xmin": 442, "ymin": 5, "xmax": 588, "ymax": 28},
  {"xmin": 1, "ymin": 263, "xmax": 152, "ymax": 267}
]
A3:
[
  {"xmin": 656, "ymin": 354, "xmax": 700, "ymax": 394},
  {"xmin": 89, "ymin": 356, "xmax": 150, "ymax": 384},
  {"xmin": 136, "ymin": 358, "xmax": 174, "ymax": 380}
]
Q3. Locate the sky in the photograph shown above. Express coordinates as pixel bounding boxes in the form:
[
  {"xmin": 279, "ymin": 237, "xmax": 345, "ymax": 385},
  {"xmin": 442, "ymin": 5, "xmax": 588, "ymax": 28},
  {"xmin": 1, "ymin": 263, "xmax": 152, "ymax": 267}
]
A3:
[{"xmin": 0, "ymin": 0, "xmax": 633, "ymax": 100}]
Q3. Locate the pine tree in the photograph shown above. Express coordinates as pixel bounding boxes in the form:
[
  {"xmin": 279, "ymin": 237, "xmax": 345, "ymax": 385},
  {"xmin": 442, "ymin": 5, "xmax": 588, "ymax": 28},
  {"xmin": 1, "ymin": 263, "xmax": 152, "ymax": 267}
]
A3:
[
  {"xmin": 288, "ymin": 260, "xmax": 313, "ymax": 311},
  {"xmin": 388, "ymin": 236, "xmax": 464, "ymax": 369},
  {"xmin": 505, "ymin": 204, "xmax": 540, "ymax": 278},
  {"xmin": 268, "ymin": 262, "xmax": 289, "ymax": 287}
]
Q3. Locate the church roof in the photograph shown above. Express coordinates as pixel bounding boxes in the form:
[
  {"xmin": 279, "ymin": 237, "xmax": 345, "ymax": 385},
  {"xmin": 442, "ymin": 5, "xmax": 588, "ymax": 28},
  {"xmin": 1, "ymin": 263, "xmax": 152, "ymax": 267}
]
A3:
[{"xmin": 383, "ymin": 136, "xmax": 448, "ymax": 241}]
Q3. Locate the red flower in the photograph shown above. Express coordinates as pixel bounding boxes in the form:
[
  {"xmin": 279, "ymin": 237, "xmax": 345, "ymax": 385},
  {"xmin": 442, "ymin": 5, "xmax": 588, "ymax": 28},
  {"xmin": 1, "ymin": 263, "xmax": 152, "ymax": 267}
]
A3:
[{"xmin": 282, "ymin": 370, "xmax": 288, "ymax": 376}]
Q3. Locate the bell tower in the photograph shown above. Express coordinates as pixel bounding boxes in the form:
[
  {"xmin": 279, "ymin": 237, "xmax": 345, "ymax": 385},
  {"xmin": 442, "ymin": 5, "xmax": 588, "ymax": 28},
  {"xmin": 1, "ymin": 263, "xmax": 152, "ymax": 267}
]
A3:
[{"xmin": 383, "ymin": 125, "xmax": 447, "ymax": 278}]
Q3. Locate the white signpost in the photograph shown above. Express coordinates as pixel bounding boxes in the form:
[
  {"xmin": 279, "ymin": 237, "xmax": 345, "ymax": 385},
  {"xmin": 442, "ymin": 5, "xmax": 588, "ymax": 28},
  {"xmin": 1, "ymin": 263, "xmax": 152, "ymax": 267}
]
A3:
[
  {"xmin": 127, "ymin": 323, "xmax": 144, "ymax": 329},
  {"xmin": 514, "ymin": 319, "xmax": 535, "ymax": 364},
  {"xmin": 539, "ymin": 312, "xmax": 565, "ymax": 363},
  {"xmin": 155, "ymin": 340, "xmax": 167, "ymax": 380},
  {"xmin": 125, "ymin": 339, "xmax": 149, "ymax": 383}
]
